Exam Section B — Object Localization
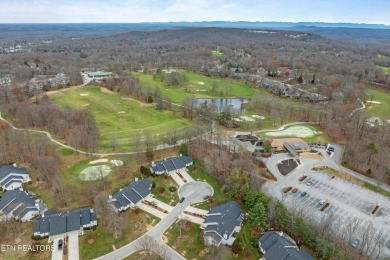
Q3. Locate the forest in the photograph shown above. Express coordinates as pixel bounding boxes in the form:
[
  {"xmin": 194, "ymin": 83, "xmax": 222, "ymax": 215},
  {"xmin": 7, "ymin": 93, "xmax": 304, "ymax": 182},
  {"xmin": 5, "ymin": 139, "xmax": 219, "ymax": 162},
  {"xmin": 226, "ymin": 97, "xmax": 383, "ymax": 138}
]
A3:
[{"xmin": 0, "ymin": 25, "xmax": 390, "ymax": 259}]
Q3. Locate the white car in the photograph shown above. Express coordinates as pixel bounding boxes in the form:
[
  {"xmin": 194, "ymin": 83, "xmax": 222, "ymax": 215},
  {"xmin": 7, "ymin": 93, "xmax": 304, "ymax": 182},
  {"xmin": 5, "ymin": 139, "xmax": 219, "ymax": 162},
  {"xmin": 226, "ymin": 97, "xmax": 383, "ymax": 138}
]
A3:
[
  {"xmin": 351, "ymin": 239, "xmax": 360, "ymax": 248},
  {"xmin": 319, "ymin": 199, "xmax": 326, "ymax": 205}
]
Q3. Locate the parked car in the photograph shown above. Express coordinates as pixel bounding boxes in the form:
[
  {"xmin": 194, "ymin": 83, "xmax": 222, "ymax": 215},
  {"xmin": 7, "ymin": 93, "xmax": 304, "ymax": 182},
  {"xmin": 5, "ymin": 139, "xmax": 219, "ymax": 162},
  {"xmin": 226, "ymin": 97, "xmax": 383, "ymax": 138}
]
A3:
[
  {"xmin": 179, "ymin": 197, "xmax": 185, "ymax": 203},
  {"xmin": 58, "ymin": 239, "xmax": 63, "ymax": 251},
  {"xmin": 292, "ymin": 188, "xmax": 298, "ymax": 193},
  {"xmin": 300, "ymin": 192, "xmax": 307, "ymax": 197},
  {"xmin": 306, "ymin": 180, "xmax": 313, "ymax": 186},
  {"xmin": 203, "ymin": 195, "xmax": 210, "ymax": 200},
  {"xmin": 328, "ymin": 146, "xmax": 335, "ymax": 152},
  {"xmin": 351, "ymin": 239, "xmax": 360, "ymax": 248},
  {"xmin": 319, "ymin": 199, "xmax": 326, "ymax": 205}
]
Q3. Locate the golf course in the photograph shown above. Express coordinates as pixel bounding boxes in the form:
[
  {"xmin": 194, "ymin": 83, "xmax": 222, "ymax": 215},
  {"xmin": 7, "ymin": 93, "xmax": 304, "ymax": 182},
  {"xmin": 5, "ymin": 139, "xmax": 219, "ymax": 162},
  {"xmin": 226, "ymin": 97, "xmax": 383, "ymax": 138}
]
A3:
[
  {"xmin": 49, "ymin": 86, "xmax": 192, "ymax": 151},
  {"xmin": 135, "ymin": 70, "xmax": 256, "ymax": 103}
]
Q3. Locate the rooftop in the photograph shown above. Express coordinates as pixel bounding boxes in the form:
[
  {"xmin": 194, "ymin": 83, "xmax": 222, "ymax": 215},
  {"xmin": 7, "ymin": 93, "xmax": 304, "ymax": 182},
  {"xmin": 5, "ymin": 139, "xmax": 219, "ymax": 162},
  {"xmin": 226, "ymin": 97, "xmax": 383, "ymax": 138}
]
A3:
[
  {"xmin": 110, "ymin": 178, "xmax": 152, "ymax": 210},
  {"xmin": 259, "ymin": 231, "xmax": 314, "ymax": 260},
  {"xmin": 204, "ymin": 201, "xmax": 243, "ymax": 240},
  {"xmin": 33, "ymin": 208, "xmax": 97, "ymax": 236}
]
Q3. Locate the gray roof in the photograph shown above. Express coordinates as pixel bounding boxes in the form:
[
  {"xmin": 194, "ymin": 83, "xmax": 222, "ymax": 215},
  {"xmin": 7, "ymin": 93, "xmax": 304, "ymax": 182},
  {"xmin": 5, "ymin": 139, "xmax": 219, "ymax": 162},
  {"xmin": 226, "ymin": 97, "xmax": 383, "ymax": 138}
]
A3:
[
  {"xmin": 110, "ymin": 179, "xmax": 152, "ymax": 210},
  {"xmin": 0, "ymin": 190, "xmax": 39, "ymax": 218},
  {"xmin": 284, "ymin": 141, "xmax": 310, "ymax": 157},
  {"xmin": 162, "ymin": 160, "xmax": 176, "ymax": 172},
  {"xmin": 204, "ymin": 201, "xmax": 243, "ymax": 240},
  {"xmin": 67, "ymin": 211, "xmax": 81, "ymax": 232},
  {"xmin": 150, "ymin": 156, "xmax": 193, "ymax": 173},
  {"xmin": 0, "ymin": 175, "xmax": 24, "ymax": 187},
  {"xmin": 259, "ymin": 232, "xmax": 314, "ymax": 260},
  {"xmin": 0, "ymin": 166, "xmax": 29, "ymax": 182},
  {"xmin": 33, "ymin": 208, "xmax": 97, "ymax": 237},
  {"xmin": 49, "ymin": 215, "xmax": 67, "ymax": 236}
]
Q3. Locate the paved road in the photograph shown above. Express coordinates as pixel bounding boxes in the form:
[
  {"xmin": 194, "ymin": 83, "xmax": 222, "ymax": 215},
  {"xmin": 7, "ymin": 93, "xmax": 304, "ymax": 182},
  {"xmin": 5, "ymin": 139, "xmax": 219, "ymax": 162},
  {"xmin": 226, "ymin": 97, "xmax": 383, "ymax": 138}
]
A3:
[
  {"xmin": 95, "ymin": 181, "xmax": 212, "ymax": 260},
  {"xmin": 317, "ymin": 149, "xmax": 390, "ymax": 193}
]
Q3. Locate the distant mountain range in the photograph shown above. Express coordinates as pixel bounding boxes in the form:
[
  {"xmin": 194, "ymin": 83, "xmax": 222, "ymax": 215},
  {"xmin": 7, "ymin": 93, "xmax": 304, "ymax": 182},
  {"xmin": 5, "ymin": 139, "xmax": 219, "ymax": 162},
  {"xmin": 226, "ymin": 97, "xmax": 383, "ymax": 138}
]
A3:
[{"xmin": 0, "ymin": 21, "xmax": 389, "ymax": 41}]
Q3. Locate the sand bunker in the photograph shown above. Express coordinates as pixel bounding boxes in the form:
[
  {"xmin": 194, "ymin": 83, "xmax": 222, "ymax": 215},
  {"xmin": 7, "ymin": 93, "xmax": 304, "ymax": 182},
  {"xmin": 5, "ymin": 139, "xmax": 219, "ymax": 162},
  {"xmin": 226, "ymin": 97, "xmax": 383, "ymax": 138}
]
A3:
[
  {"xmin": 89, "ymin": 159, "xmax": 108, "ymax": 164},
  {"xmin": 162, "ymin": 69, "xmax": 176, "ymax": 73},
  {"xmin": 367, "ymin": 101, "xmax": 382, "ymax": 104},
  {"xmin": 197, "ymin": 81, "xmax": 205, "ymax": 85},
  {"xmin": 111, "ymin": 160, "xmax": 124, "ymax": 166},
  {"xmin": 367, "ymin": 116, "xmax": 384, "ymax": 126},
  {"xmin": 251, "ymin": 115, "xmax": 265, "ymax": 120},
  {"xmin": 80, "ymin": 93, "xmax": 89, "ymax": 96},
  {"xmin": 117, "ymin": 111, "xmax": 125, "ymax": 114},
  {"xmin": 264, "ymin": 125, "xmax": 318, "ymax": 138},
  {"xmin": 80, "ymin": 165, "xmax": 111, "ymax": 181},
  {"xmin": 240, "ymin": 116, "xmax": 255, "ymax": 122}
]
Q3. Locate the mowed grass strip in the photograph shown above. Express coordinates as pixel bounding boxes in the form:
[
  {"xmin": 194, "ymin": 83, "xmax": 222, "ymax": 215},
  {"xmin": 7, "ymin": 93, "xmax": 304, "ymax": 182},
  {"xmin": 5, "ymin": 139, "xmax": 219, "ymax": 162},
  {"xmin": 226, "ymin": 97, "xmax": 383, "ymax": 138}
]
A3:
[
  {"xmin": 135, "ymin": 71, "xmax": 256, "ymax": 103},
  {"xmin": 49, "ymin": 86, "xmax": 192, "ymax": 151},
  {"xmin": 366, "ymin": 88, "xmax": 390, "ymax": 117}
]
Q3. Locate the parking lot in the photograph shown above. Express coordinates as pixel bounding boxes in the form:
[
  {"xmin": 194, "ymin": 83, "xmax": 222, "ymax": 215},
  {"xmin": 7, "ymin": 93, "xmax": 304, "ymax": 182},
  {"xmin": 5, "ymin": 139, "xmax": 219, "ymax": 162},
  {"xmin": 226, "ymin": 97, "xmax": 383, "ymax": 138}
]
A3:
[{"xmin": 264, "ymin": 161, "xmax": 390, "ymax": 258}]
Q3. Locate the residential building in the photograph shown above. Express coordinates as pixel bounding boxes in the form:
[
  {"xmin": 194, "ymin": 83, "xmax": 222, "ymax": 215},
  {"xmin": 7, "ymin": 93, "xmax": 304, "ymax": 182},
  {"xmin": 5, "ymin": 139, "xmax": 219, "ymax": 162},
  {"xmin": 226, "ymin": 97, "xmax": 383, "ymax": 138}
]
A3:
[
  {"xmin": 108, "ymin": 178, "xmax": 152, "ymax": 212},
  {"xmin": 33, "ymin": 208, "xmax": 97, "ymax": 239},
  {"xmin": 87, "ymin": 71, "xmax": 113, "ymax": 79},
  {"xmin": 0, "ymin": 165, "xmax": 31, "ymax": 191},
  {"xmin": 259, "ymin": 231, "xmax": 314, "ymax": 260},
  {"xmin": 150, "ymin": 155, "xmax": 193, "ymax": 175},
  {"xmin": 0, "ymin": 190, "xmax": 44, "ymax": 222},
  {"xmin": 202, "ymin": 201, "xmax": 244, "ymax": 247}
]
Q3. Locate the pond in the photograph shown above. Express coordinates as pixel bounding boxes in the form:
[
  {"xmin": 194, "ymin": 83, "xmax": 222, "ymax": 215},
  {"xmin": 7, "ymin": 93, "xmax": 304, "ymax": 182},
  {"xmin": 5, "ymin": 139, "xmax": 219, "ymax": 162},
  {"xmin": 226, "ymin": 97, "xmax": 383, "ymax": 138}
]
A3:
[{"xmin": 193, "ymin": 98, "xmax": 249, "ymax": 113}]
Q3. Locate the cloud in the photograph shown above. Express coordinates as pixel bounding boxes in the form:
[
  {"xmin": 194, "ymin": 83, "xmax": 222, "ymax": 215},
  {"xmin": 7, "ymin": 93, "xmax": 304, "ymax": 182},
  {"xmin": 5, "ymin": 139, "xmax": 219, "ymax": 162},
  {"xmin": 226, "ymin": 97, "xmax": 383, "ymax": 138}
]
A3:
[{"xmin": 0, "ymin": 0, "xmax": 388, "ymax": 24}]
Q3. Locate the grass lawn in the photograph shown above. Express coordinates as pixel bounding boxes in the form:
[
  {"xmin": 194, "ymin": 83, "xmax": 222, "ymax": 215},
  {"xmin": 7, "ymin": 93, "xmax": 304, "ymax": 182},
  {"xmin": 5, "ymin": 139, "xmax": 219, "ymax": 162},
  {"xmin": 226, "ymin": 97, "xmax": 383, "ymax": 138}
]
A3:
[
  {"xmin": 124, "ymin": 250, "xmax": 162, "ymax": 260},
  {"xmin": 164, "ymin": 220, "xmax": 205, "ymax": 259},
  {"xmin": 187, "ymin": 161, "xmax": 230, "ymax": 210},
  {"xmin": 150, "ymin": 175, "xmax": 179, "ymax": 206},
  {"xmin": 135, "ymin": 71, "xmax": 256, "ymax": 103},
  {"xmin": 378, "ymin": 66, "xmax": 390, "ymax": 74},
  {"xmin": 257, "ymin": 124, "xmax": 331, "ymax": 144},
  {"xmin": 49, "ymin": 86, "xmax": 192, "ymax": 151},
  {"xmin": 80, "ymin": 212, "xmax": 159, "ymax": 260},
  {"xmin": 365, "ymin": 88, "xmax": 390, "ymax": 117}
]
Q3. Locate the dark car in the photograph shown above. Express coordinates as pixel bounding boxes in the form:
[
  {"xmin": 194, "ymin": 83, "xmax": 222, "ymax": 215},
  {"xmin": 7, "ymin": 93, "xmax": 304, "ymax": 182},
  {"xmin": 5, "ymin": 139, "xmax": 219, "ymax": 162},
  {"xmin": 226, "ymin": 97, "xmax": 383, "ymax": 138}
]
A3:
[
  {"xmin": 328, "ymin": 146, "xmax": 335, "ymax": 152},
  {"xmin": 300, "ymin": 192, "xmax": 307, "ymax": 197},
  {"xmin": 203, "ymin": 195, "xmax": 210, "ymax": 201},
  {"xmin": 292, "ymin": 188, "xmax": 298, "ymax": 193},
  {"xmin": 179, "ymin": 197, "xmax": 185, "ymax": 203},
  {"xmin": 58, "ymin": 239, "xmax": 63, "ymax": 251}
]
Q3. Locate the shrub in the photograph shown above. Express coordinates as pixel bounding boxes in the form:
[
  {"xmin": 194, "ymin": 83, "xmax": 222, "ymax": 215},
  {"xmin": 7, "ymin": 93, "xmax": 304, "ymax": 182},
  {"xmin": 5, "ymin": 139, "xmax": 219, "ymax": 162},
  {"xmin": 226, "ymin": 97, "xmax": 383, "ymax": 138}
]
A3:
[
  {"xmin": 31, "ymin": 235, "xmax": 43, "ymax": 241},
  {"xmin": 151, "ymin": 181, "xmax": 156, "ymax": 188},
  {"xmin": 232, "ymin": 240, "xmax": 242, "ymax": 254},
  {"xmin": 169, "ymin": 186, "xmax": 177, "ymax": 192}
]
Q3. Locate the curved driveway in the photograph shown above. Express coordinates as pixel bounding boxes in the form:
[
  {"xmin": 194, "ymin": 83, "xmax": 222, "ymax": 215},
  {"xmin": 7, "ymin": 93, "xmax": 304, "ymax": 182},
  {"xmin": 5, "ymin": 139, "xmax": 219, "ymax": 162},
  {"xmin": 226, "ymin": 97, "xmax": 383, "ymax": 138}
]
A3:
[{"xmin": 95, "ymin": 181, "xmax": 213, "ymax": 260}]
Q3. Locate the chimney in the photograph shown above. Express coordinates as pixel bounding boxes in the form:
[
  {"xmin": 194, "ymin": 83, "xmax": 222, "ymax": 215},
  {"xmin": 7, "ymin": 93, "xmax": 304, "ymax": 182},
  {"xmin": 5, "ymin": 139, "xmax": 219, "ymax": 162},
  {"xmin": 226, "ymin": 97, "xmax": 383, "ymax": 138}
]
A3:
[
  {"xmin": 135, "ymin": 177, "xmax": 139, "ymax": 182},
  {"xmin": 223, "ymin": 231, "xmax": 228, "ymax": 240},
  {"xmin": 13, "ymin": 163, "xmax": 17, "ymax": 167}
]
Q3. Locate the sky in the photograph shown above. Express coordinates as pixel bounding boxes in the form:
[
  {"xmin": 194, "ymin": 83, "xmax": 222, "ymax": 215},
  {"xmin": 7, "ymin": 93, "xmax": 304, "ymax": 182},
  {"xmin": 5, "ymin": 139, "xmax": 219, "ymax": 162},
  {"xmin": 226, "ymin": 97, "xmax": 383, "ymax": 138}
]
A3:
[{"xmin": 0, "ymin": 0, "xmax": 389, "ymax": 25}]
